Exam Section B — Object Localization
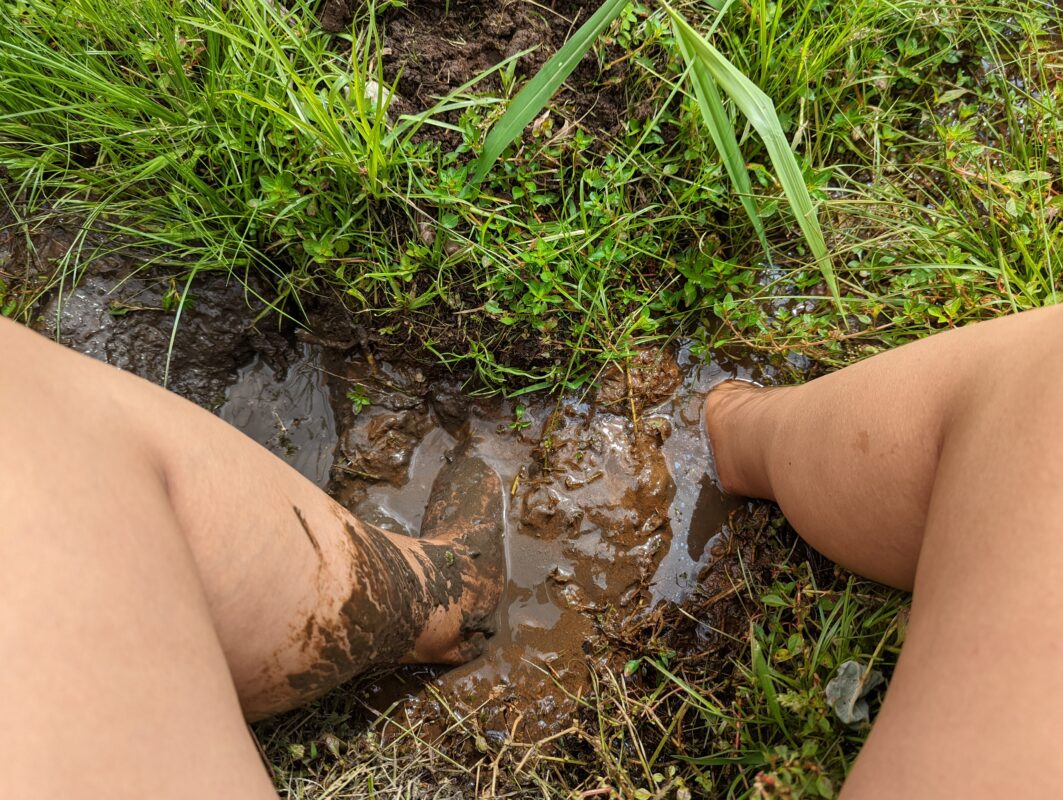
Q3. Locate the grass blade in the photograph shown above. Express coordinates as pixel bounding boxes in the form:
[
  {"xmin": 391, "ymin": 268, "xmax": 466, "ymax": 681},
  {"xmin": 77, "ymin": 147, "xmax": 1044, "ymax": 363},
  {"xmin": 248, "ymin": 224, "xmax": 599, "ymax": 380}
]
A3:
[
  {"xmin": 675, "ymin": 33, "xmax": 770, "ymax": 258},
  {"xmin": 667, "ymin": 6, "xmax": 841, "ymax": 309},
  {"xmin": 750, "ymin": 626, "xmax": 790, "ymax": 739},
  {"xmin": 470, "ymin": 0, "xmax": 630, "ymax": 184}
]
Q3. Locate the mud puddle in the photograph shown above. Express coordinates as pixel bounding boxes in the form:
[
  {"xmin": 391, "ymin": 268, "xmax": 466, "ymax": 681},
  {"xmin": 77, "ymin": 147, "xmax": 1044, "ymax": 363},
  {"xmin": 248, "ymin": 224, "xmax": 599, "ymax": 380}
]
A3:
[
  {"xmin": 304, "ymin": 345, "xmax": 756, "ymax": 741},
  {"xmin": 218, "ymin": 345, "xmax": 337, "ymax": 489},
  {"xmin": 28, "ymin": 258, "xmax": 762, "ymax": 742}
]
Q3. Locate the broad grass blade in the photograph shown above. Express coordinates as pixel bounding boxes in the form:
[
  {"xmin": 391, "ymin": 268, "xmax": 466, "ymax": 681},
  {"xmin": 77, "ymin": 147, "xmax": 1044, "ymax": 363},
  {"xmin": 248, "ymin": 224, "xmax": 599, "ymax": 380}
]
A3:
[
  {"xmin": 470, "ymin": 0, "xmax": 630, "ymax": 184},
  {"xmin": 668, "ymin": 6, "xmax": 841, "ymax": 309},
  {"xmin": 676, "ymin": 33, "xmax": 770, "ymax": 258},
  {"xmin": 751, "ymin": 627, "xmax": 790, "ymax": 740}
]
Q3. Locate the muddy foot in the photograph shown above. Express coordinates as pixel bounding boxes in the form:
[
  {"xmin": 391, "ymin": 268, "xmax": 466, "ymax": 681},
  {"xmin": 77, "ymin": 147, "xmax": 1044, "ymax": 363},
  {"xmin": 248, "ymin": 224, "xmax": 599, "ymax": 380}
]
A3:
[{"xmin": 405, "ymin": 438, "xmax": 506, "ymax": 665}]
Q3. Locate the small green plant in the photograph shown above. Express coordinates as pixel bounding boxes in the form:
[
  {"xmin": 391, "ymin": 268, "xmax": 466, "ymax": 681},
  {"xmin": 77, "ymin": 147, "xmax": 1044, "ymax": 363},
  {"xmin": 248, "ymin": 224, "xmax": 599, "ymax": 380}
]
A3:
[
  {"xmin": 508, "ymin": 403, "xmax": 531, "ymax": 431},
  {"xmin": 161, "ymin": 282, "xmax": 184, "ymax": 314},
  {"xmin": 346, "ymin": 386, "xmax": 372, "ymax": 415},
  {"xmin": 0, "ymin": 281, "xmax": 14, "ymax": 317},
  {"xmin": 667, "ymin": 5, "xmax": 839, "ymax": 309}
]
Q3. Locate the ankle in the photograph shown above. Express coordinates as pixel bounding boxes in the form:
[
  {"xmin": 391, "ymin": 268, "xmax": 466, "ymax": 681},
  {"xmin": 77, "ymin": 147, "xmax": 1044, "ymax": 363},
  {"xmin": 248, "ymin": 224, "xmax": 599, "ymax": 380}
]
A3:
[{"xmin": 704, "ymin": 381, "xmax": 775, "ymax": 498}]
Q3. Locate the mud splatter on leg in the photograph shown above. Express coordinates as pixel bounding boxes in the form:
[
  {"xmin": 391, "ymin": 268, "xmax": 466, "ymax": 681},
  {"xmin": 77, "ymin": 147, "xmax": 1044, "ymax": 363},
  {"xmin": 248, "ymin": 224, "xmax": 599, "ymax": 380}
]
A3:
[{"xmin": 283, "ymin": 445, "xmax": 505, "ymax": 698}]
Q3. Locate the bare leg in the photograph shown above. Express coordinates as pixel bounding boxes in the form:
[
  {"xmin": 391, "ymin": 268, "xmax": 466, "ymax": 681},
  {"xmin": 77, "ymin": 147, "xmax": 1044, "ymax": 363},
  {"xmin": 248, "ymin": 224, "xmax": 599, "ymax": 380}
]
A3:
[
  {"xmin": 0, "ymin": 317, "xmax": 504, "ymax": 797},
  {"xmin": 706, "ymin": 304, "xmax": 1063, "ymax": 798}
]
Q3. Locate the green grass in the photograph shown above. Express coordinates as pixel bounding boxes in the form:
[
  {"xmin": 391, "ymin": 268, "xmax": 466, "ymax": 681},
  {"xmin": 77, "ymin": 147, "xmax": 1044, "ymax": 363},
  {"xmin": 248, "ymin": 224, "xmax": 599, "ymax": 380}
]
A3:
[
  {"xmin": 0, "ymin": 0, "xmax": 1059, "ymax": 795},
  {"xmin": 3, "ymin": 0, "xmax": 1057, "ymax": 386}
]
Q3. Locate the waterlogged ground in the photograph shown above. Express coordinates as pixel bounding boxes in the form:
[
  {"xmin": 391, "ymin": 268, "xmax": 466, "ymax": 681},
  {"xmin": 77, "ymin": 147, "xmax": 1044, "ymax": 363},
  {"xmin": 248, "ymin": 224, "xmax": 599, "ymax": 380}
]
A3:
[
  {"xmin": 28, "ymin": 254, "xmax": 775, "ymax": 742},
  {"xmin": 2, "ymin": 218, "xmax": 915, "ymax": 797},
  {"xmin": 324, "ymin": 342, "xmax": 750, "ymax": 741}
]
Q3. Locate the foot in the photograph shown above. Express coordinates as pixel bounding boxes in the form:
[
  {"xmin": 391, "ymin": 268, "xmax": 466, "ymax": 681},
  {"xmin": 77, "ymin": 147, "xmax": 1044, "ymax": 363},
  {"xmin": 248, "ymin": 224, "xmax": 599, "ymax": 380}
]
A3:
[
  {"xmin": 704, "ymin": 379, "xmax": 774, "ymax": 498},
  {"xmin": 403, "ymin": 439, "xmax": 506, "ymax": 665}
]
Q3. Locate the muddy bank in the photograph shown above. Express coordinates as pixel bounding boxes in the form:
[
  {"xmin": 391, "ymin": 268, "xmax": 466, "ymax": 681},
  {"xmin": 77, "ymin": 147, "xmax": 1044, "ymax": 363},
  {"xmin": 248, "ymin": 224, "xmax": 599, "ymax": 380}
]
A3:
[{"xmin": 41, "ymin": 267, "xmax": 281, "ymax": 408}]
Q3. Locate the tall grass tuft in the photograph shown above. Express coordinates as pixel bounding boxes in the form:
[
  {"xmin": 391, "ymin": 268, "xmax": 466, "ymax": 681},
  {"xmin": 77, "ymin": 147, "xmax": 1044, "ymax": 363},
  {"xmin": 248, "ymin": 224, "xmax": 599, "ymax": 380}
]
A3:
[
  {"xmin": 471, "ymin": 0, "xmax": 841, "ymax": 308},
  {"xmin": 667, "ymin": 4, "xmax": 841, "ymax": 309},
  {"xmin": 675, "ymin": 27, "xmax": 771, "ymax": 258}
]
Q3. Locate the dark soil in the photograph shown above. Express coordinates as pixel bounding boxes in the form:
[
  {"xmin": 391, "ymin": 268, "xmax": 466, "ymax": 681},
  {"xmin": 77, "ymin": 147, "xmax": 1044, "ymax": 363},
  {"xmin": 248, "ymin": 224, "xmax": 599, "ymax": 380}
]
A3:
[
  {"xmin": 321, "ymin": 0, "xmax": 631, "ymax": 148},
  {"xmin": 40, "ymin": 266, "xmax": 283, "ymax": 408}
]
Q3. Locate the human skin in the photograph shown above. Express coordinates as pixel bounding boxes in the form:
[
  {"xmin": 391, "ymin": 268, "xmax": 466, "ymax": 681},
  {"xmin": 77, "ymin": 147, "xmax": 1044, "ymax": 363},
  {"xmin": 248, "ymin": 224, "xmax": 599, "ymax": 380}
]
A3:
[
  {"xmin": 706, "ymin": 302, "xmax": 1063, "ymax": 798},
  {"xmin": 0, "ymin": 315, "xmax": 504, "ymax": 798}
]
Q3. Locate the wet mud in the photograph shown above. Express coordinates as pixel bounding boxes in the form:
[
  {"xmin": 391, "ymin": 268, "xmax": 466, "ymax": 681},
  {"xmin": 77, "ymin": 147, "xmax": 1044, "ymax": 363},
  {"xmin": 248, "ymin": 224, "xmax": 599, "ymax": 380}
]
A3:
[
  {"xmin": 10, "ymin": 248, "xmax": 767, "ymax": 742},
  {"xmin": 36, "ymin": 261, "xmax": 285, "ymax": 409},
  {"xmin": 332, "ymin": 346, "xmax": 753, "ymax": 741},
  {"xmin": 218, "ymin": 345, "xmax": 337, "ymax": 488}
]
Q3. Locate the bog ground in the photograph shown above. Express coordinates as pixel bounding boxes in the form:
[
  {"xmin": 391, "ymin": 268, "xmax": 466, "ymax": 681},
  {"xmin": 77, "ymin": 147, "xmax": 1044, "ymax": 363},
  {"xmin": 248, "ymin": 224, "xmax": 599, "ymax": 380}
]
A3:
[{"xmin": 0, "ymin": 0, "xmax": 1059, "ymax": 796}]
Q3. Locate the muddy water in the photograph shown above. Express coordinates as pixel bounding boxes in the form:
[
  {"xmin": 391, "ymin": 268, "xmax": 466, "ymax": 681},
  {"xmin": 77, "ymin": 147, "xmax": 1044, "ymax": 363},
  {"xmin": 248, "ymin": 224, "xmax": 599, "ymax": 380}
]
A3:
[
  {"xmin": 33, "ymin": 261, "xmax": 756, "ymax": 739},
  {"xmin": 218, "ymin": 345, "xmax": 337, "ymax": 489},
  {"xmin": 205, "ymin": 332, "xmax": 750, "ymax": 732},
  {"xmin": 301, "ymin": 345, "xmax": 753, "ymax": 738}
]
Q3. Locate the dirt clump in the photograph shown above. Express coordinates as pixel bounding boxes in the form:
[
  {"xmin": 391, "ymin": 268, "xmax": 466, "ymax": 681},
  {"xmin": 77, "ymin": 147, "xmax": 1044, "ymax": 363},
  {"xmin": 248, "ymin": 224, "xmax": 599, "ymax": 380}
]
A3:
[
  {"xmin": 341, "ymin": 404, "xmax": 434, "ymax": 485},
  {"xmin": 594, "ymin": 347, "xmax": 685, "ymax": 412}
]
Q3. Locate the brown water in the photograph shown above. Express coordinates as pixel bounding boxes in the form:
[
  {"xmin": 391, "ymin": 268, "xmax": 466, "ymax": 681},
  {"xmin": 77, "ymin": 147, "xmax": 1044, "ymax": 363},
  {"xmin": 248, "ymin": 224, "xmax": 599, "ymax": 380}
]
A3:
[
  {"xmin": 218, "ymin": 344, "xmax": 337, "ymax": 489},
  {"xmin": 221, "ymin": 342, "xmax": 754, "ymax": 737}
]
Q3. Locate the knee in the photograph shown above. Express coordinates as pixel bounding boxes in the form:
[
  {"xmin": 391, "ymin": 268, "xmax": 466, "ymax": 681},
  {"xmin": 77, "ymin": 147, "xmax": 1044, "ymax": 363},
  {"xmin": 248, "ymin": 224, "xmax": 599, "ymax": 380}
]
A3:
[{"xmin": 0, "ymin": 320, "xmax": 69, "ymax": 412}]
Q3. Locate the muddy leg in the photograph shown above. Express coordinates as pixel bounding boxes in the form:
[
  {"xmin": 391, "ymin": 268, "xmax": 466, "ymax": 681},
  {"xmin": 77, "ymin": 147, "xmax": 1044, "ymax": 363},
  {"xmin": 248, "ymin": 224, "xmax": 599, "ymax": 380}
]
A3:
[
  {"xmin": 705, "ymin": 304, "xmax": 1063, "ymax": 798},
  {"xmin": 0, "ymin": 318, "xmax": 504, "ymax": 797}
]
